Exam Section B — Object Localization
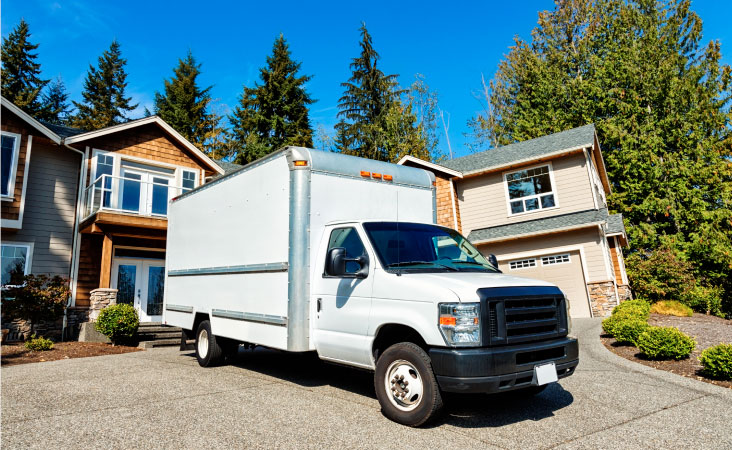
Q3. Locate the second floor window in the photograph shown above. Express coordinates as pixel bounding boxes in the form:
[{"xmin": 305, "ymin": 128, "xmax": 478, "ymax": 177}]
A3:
[
  {"xmin": 505, "ymin": 164, "xmax": 556, "ymax": 215},
  {"xmin": 1, "ymin": 133, "xmax": 20, "ymax": 197}
]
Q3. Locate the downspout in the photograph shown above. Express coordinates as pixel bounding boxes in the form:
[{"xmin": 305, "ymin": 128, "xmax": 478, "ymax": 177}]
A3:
[
  {"xmin": 62, "ymin": 143, "xmax": 87, "ymax": 341},
  {"xmin": 449, "ymin": 178, "xmax": 459, "ymax": 232}
]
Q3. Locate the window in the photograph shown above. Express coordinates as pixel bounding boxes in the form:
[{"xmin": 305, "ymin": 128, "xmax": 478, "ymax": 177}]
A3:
[
  {"xmin": 509, "ymin": 258, "xmax": 536, "ymax": 270},
  {"xmin": 541, "ymin": 254, "xmax": 570, "ymax": 265},
  {"xmin": 326, "ymin": 227, "xmax": 366, "ymax": 275},
  {"xmin": 1, "ymin": 132, "xmax": 20, "ymax": 198},
  {"xmin": 505, "ymin": 164, "xmax": 557, "ymax": 215},
  {"xmin": 93, "ymin": 152, "xmax": 115, "ymax": 207},
  {"xmin": 1, "ymin": 244, "xmax": 31, "ymax": 285},
  {"xmin": 181, "ymin": 170, "xmax": 197, "ymax": 193}
]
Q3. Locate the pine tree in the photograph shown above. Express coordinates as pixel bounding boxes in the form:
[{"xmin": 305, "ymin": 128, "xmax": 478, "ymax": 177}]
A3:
[
  {"xmin": 472, "ymin": 0, "xmax": 732, "ymax": 311},
  {"xmin": 1, "ymin": 19, "xmax": 49, "ymax": 115},
  {"xmin": 38, "ymin": 77, "xmax": 71, "ymax": 124},
  {"xmin": 153, "ymin": 51, "xmax": 226, "ymax": 154},
  {"xmin": 229, "ymin": 34, "xmax": 315, "ymax": 164},
  {"xmin": 71, "ymin": 40, "xmax": 138, "ymax": 130},
  {"xmin": 335, "ymin": 24, "xmax": 399, "ymax": 161}
]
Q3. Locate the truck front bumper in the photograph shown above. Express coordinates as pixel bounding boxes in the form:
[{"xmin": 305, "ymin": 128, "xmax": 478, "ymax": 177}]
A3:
[{"xmin": 429, "ymin": 337, "xmax": 579, "ymax": 393}]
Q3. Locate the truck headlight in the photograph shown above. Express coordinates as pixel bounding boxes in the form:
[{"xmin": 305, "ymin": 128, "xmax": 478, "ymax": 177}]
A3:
[{"xmin": 439, "ymin": 303, "xmax": 481, "ymax": 347}]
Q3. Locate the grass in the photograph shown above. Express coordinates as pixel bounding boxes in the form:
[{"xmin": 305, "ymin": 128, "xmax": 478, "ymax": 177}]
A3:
[{"xmin": 650, "ymin": 300, "xmax": 693, "ymax": 317}]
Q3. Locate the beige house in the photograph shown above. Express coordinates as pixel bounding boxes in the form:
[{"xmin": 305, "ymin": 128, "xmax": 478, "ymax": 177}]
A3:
[{"xmin": 400, "ymin": 124, "xmax": 630, "ymax": 318}]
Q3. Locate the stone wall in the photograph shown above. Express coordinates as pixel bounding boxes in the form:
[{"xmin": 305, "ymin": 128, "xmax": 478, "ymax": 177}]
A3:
[
  {"xmin": 617, "ymin": 284, "xmax": 633, "ymax": 302},
  {"xmin": 588, "ymin": 281, "xmax": 619, "ymax": 317},
  {"xmin": 88, "ymin": 288, "xmax": 118, "ymax": 321},
  {"xmin": 1, "ymin": 307, "xmax": 90, "ymax": 342}
]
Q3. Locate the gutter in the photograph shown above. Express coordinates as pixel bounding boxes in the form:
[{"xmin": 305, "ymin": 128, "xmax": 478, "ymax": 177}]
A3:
[
  {"xmin": 62, "ymin": 143, "xmax": 86, "ymax": 341},
  {"xmin": 469, "ymin": 221, "xmax": 605, "ymax": 246}
]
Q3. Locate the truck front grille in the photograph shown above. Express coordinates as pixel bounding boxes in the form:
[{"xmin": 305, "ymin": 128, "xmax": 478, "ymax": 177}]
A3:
[{"xmin": 477, "ymin": 286, "xmax": 569, "ymax": 346}]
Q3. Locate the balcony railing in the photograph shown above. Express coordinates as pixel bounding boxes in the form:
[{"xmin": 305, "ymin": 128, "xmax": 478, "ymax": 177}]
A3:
[{"xmin": 84, "ymin": 174, "xmax": 187, "ymax": 220}]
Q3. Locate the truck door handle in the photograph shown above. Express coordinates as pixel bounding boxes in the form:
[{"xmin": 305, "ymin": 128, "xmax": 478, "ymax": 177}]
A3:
[{"xmin": 317, "ymin": 298, "xmax": 322, "ymax": 313}]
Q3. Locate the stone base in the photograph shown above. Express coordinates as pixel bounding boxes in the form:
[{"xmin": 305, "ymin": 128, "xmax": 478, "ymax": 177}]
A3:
[
  {"xmin": 617, "ymin": 284, "xmax": 633, "ymax": 302},
  {"xmin": 89, "ymin": 288, "xmax": 118, "ymax": 321},
  {"xmin": 78, "ymin": 322, "xmax": 111, "ymax": 343},
  {"xmin": 588, "ymin": 281, "xmax": 619, "ymax": 317}
]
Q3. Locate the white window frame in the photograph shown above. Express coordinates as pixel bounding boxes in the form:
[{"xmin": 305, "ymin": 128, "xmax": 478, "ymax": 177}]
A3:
[
  {"xmin": 509, "ymin": 258, "xmax": 537, "ymax": 270},
  {"xmin": 180, "ymin": 169, "xmax": 199, "ymax": 194},
  {"xmin": 1, "ymin": 242, "xmax": 33, "ymax": 286},
  {"xmin": 541, "ymin": 253, "xmax": 571, "ymax": 266},
  {"xmin": 1, "ymin": 131, "xmax": 21, "ymax": 200},
  {"xmin": 503, "ymin": 162, "xmax": 559, "ymax": 217}
]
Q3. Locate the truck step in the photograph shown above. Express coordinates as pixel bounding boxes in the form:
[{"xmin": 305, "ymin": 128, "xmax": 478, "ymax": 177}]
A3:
[
  {"xmin": 138, "ymin": 338, "xmax": 181, "ymax": 349},
  {"xmin": 136, "ymin": 326, "xmax": 182, "ymax": 334},
  {"xmin": 136, "ymin": 331, "xmax": 182, "ymax": 340}
]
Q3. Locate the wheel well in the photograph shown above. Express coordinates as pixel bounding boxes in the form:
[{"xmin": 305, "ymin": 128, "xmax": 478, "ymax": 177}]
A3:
[
  {"xmin": 190, "ymin": 313, "xmax": 209, "ymax": 338},
  {"xmin": 372, "ymin": 324, "xmax": 428, "ymax": 362}
]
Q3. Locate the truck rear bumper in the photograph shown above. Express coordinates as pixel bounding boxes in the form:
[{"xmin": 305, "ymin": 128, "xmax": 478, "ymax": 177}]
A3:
[{"xmin": 429, "ymin": 337, "xmax": 579, "ymax": 393}]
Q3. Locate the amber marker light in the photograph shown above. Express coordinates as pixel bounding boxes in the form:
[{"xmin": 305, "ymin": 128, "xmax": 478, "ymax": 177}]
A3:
[
  {"xmin": 360, "ymin": 170, "xmax": 371, "ymax": 177},
  {"xmin": 439, "ymin": 316, "xmax": 456, "ymax": 326},
  {"xmin": 383, "ymin": 174, "xmax": 393, "ymax": 181},
  {"xmin": 372, "ymin": 172, "xmax": 382, "ymax": 179},
  {"xmin": 293, "ymin": 160, "xmax": 308, "ymax": 167}
]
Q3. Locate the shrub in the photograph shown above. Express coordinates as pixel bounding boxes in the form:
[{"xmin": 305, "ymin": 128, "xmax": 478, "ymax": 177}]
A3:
[
  {"xmin": 612, "ymin": 299, "xmax": 651, "ymax": 320},
  {"xmin": 650, "ymin": 300, "xmax": 693, "ymax": 317},
  {"xmin": 612, "ymin": 319, "xmax": 651, "ymax": 346},
  {"xmin": 637, "ymin": 326, "xmax": 696, "ymax": 360},
  {"xmin": 2, "ymin": 275, "xmax": 70, "ymax": 334},
  {"xmin": 24, "ymin": 334, "xmax": 54, "ymax": 351},
  {"xmin": 698, "ymin": 344, "xmax": 732, "ymax": 380},
  {"xmin": 625, "ymin": 246, "xmax": 696, "ymax": 303},
  {"xmin": 95, "ymin": 304, "xmax": 139, "ymax": 345},
  {"xmin": 682, "ymin": 285, "xmax": 724, "ymax": 317}
]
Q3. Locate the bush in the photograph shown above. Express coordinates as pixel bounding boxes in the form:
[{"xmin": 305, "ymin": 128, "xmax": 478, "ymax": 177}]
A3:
[
  {"xmin": 682, "ymin": 285, "xmax": 724, "ymax": 317},
  {"xmin": 95, "ymin": 304, "xmax": 139, "ymax": 345},
  {"xmin": 650, "ymin": 300, "xmax": 693, "ymax": 317},
  {"xmin": 637, "ymin": 326, "xmax": 696, "ymax": 360},
  {"xmin": 626, "ymin": 247, "xmax": 696, "ymax": 303},
  {"xmin": 24, "ymin": 334, "xmax": 54, "ymax": 351},
  {"xmin": 698, "ymin": 344, "xmax": 732, "ymax": 380},
  {"xmin": 612, "ymin": 299, "xmax": 651, "ymax": 320},
  {"xmin": 2, "ymin": 275, "xmax": 70, "ymax": 334},
  {"xmin": 612, "ymin": 319, "xmax": 651, "ymax": 346}
]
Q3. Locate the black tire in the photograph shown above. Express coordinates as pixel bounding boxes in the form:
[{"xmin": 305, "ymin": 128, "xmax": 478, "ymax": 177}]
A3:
[
  {"xmin": 374, "ymin": 342, "xmax": 443, "ymax": 427},
  {"xmin": 195, "ymin": 320, "xmax": 223, "ymax": 367}
]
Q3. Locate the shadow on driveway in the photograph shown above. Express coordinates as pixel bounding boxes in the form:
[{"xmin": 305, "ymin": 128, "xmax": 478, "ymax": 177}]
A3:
[{"xmin": 181, "ymin": 346, "xmax": 574, "ymax": 428}]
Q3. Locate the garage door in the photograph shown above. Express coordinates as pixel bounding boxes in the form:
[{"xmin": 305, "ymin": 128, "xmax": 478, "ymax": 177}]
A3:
[{"xmin": 499, "ymin": 250, "xmax": 592, "ymax": 318}]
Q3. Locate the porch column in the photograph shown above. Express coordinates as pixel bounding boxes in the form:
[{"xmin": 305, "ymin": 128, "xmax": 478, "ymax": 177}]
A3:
[{"xmin": 99, "ymin": 233, "xmax": 113, "ymax": 288}]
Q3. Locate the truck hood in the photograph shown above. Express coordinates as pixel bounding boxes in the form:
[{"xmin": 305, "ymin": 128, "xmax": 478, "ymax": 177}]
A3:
[{"xmin": 401, "ymin": 271, "xmax": 557, "ymax": 302}]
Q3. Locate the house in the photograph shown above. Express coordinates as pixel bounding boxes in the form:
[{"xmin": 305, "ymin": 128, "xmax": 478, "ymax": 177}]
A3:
[
  {"xmin": 1, "ymin": 96, "xmax": 225, "ymax": 337},
  {"xmin": 399, "ymin": 124, "xmax": 630, "ymax": 318}
]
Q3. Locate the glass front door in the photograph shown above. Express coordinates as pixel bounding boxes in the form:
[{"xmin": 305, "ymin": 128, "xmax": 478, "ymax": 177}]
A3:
[{"xmin": 111, "ymin": 257, "xmax": 165, "ymax": 322}]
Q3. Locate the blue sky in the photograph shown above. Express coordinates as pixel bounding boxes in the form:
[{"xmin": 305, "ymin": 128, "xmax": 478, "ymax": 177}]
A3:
[{"xmin": 3, "ymin": 0, "xmax": 731, "ymax": 158}]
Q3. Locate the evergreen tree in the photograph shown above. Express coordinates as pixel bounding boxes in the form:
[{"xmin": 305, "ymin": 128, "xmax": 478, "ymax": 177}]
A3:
[
  {"xmin": 153, "ymin": 51, "xmax": 227, "ymax": 155},
  {"xmin": 335, "ymin": 24, "xmax": 399, "ymax": 161},
  {"xmin": 71, "ymin": 41, "xmax": 137, "ymax": 130},
  {"xmin": 1, "ymin": 19, "xmax": 49, "ymax": 115},
  {"xmin": 472, "ymin": 0, "xmax": 732, "ymax": 311},
  {"xmin": 229, "ymin": 34, "xmax": 315, "ymax": 164},
  {"xmin": 38, "ymin": 77, "xmax": 71, "ymax": 124}
]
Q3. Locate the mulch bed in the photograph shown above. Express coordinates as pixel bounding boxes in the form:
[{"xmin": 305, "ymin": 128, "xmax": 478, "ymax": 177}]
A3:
[
  {"xmin": 602, "ymin": 312, "xmax": 732, "ymax": 389},
  {"xmin": 1, "ymin": 341, "xmax": 142, "ymax": 367}
]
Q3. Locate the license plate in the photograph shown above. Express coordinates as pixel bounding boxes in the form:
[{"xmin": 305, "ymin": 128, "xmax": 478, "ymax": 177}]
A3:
[{"xmin": 532, "ymin": 362, "xmax": 558, "ymax": 386}]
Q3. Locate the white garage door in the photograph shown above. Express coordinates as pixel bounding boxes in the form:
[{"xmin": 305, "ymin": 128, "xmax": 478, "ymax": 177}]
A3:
[{"xmin": 499, "ymin": 250, "xmax": 592, "ymax": 318}]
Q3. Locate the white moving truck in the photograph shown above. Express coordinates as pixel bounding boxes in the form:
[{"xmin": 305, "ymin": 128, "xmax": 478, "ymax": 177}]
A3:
[{"xmin": 163, "ymin": 147, "xmax": 578, "ymax": 426}]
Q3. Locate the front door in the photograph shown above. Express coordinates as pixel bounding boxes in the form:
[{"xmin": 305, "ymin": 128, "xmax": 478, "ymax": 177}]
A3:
[{"xmin": 112, "ymin": 258, "xmax": 165, "ymax": 322}]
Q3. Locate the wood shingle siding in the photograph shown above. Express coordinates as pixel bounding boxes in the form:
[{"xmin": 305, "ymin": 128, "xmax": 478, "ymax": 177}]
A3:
[
  {"xmin": 1, "ymin": 108, "xmax": 30, "ymax": 221},
  {"xmin": 2, "ymin": 140, "xmax": 81, "ymax": 277},
  {"xmin": 456, "ymin": 152, "xmax": 595, "ymax": 236},
  {"xmin": 75, "ymin": 234, "xmax": 103, "ymax": 307}
]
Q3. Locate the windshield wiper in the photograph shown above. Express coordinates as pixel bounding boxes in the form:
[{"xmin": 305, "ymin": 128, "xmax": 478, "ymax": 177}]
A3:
[{"xmin": 388, "ymin": 261, "xmax": 458, "ymax": 271}]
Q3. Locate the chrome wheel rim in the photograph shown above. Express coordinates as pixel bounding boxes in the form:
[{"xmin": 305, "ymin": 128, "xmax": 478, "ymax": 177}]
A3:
[{"xmin": 384, "ymin": 359, "xmax": 424, "ymax": 411}]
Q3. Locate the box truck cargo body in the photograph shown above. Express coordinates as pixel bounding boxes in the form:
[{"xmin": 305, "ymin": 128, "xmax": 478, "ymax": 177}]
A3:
[{"xmin": 164, "ymin": 147, "xmax": 578, "ymax": 426}]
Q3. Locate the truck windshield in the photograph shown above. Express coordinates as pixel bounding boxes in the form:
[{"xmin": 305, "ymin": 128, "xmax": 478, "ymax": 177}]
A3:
[{"xmin": 362, "ymin": 222, "xmax": 499, "ymax": 273}]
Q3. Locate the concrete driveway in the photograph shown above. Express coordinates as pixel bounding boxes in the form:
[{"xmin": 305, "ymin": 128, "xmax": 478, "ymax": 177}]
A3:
[{"xmin": 2, "ymin": 319, "xmax": 731, "ymax": 449}]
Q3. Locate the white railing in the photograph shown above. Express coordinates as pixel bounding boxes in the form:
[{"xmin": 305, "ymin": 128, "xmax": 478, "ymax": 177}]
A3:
[{"xmin": 84, "ymin": 174, "xmax": 187, "ymax": 220}]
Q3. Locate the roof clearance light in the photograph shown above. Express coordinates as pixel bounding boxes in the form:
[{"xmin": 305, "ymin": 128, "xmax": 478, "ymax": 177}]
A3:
[
  {"xmin": 383, "ymin": 174, "xmax": 393, "ymax": 181},
  {"xmin": 360, "ymin": 170, "xmax": 371, "ymax": 177},
  {"xmin": 293, "ymin": 160, "xmax": 308, "ymax": 167},
  {"xmin": 372, "ymin": 172, "xmax": 382, "ymax": 179}
]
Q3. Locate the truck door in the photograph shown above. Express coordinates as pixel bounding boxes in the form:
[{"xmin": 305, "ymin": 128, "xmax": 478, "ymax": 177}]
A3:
[{"xmin": 312, "ymin": 225, "xmax": 374, "ymax": 366}]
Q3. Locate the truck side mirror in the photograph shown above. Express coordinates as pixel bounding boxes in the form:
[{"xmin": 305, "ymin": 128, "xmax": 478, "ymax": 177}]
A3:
[
  {"xmin": 326, "ymin": 247, "xmax": 369, "ymax": 278},
  {"xmin": 488, "ymin": 254, "xmax": 500, "ymax": 271}
]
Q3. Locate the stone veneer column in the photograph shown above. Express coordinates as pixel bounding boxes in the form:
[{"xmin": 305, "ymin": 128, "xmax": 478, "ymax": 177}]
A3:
[
  {"xmin": 587, "ymin": 281, "xmax": 619, "ymax": 317},
  {"xmin": 88, "ymin": 288, "xmax": 119, "ymax": 321},
  {"xmin": 616, "ymin": 285, "xmax": 633, "ymax": 302}
]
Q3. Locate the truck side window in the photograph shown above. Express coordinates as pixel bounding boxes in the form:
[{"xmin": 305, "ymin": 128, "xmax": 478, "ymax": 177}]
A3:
[{"xmin": 327, "ymin": 227, "xmax": 366, "ymax": 274}]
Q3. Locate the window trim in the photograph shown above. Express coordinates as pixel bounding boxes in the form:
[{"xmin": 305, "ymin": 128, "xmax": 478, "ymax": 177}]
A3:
[
  {"xmin": 1, "ymin": 131, "xmax": 21, "ymax": 199},
  {"xmin": 503, "ymin": 162, "xmax": 559, "ymax": 217},
  {"xmin": 1, "ymin": 242, "xmax": 34, "ymax": 286},
  {"xmin": 508, "ymin": 258, "xmax": 537, "ymax": 270},
  {"xmin": 541, "ymin": 253, "xmax": 571, "ymax": 266}
]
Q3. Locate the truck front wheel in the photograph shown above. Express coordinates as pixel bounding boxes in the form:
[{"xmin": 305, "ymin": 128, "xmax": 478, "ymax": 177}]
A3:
[
  {"xmin": 195, "ymin": 320, "xmax": 223, "ymax": 367},
  {"xmin": 374, "ymin": 342, "xmax": 443, "ymax": 426}
]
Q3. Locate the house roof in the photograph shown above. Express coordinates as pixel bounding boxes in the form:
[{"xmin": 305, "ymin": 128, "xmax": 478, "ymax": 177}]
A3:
[
  {"xmin": 397, "ymin": 155, "xmax": 463, "ymax": 178},
  {"xmin": 1, "ymin": 96, "xmax": 62, "ymax": 144},
  {"xmin": 40, "ymin": 121, "xmax": 84, "ymax": 139},
  {"xmin": 606, "ymin": 214, "xmax": 625, "ymax": 235},
  {"xmin": 215, "ymin": 160, "xmax": 244, "ymax": 174},
  {"xmin": 467, "ymin": 208, "xmax": 610, "ymax": 244},
  {"xmin": 64, "ymin": 116, "xmax": 225, "ymax": 174},
  {"xmin": 442, "ymin": 124, "xmax": 596, "ymax": 175}
]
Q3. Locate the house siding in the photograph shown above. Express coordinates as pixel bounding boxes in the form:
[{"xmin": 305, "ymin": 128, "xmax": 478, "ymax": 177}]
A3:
[
  {"xmin": 2, "ymin": 139, "xmax": 81, "ymax": 277},
  {"xmin": 1, "ymin": 107, "xmax": 31, "ymax": 222},
  {"xmin": 456, "ymin": 152, "xmax": 595, "ymax": 236},
  {"xmin": 435, "ymin": 173, "xmax": 462, "ymax": 231}
]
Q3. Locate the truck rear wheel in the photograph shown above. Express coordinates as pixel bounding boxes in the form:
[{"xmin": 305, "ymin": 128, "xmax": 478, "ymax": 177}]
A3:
[
  {"xmin": 195, "ymin": 320, "xmax": 223, "ymax": 367},
  {"xmin": 374, "ymin": 342, "xmax": 443, "ymax": 427}
]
